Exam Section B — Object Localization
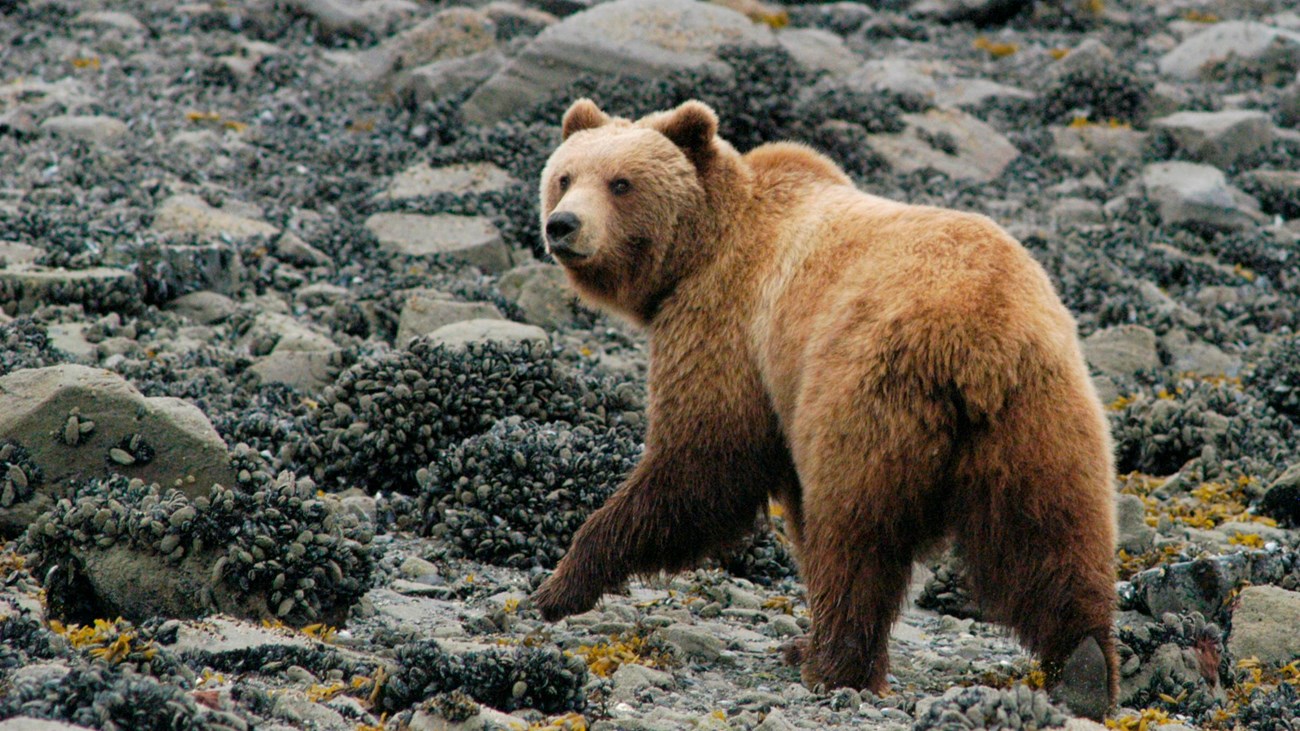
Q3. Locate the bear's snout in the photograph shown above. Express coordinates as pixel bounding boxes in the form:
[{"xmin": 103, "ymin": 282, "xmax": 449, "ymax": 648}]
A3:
[{"xmin": 545, "ymin": 211, "xmax": 585, "ymax": 260}]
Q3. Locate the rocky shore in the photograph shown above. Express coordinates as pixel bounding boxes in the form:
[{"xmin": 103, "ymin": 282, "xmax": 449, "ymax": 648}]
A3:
[{"xmin": 1, "ymin": 0, "xmax": 1299, "ymax": 729}]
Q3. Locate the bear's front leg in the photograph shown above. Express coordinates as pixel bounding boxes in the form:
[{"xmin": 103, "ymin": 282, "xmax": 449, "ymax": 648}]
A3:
[{"xmin": 532, "ymin": 439, "xmax": 783, "ymax": 622}]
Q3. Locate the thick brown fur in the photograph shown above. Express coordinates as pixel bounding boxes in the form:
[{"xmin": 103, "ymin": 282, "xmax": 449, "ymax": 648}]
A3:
[{"xmin": 532, "ymin": 98, "xmax": 1119, "ymax": 715}]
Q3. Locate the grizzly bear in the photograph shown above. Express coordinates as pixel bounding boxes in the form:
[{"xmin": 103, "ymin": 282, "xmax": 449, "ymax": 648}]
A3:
[{"xmin": 530, "ymin": 98, "xmax": 1118, "ymax": 719}]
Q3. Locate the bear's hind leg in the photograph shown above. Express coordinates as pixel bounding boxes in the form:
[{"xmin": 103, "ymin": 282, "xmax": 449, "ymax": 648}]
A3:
[
  {"xmin": 792, "ymin": 392, "xmax": 955, "ymax": 693},
  {"xmin": 951, "ymin": 377, "xmax": 1118, "ymax": 720}
]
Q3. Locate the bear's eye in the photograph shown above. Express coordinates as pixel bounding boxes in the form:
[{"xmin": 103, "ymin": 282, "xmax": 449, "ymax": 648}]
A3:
[
  {"xmin": 610, "ymin": 178, "xmax": 632, "ymax": 196},
  {"xmin": 558, "ymin": 174, "xmax": 571, "ymax": 192}
]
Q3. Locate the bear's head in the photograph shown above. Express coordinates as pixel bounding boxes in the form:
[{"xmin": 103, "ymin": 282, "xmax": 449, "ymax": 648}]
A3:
[{"xmin": 539, "ymin": 98, "xmax": 725, "ymax": 324}]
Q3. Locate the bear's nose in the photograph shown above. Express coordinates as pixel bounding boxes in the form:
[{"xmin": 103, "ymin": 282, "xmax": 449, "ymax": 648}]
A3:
[{"xmin": 545, "ymin": 212, "xmax": 581, "ymax": 245}]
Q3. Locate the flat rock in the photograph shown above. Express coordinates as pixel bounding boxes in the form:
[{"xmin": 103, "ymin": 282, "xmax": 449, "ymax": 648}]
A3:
[
  {"xmin": 866, "ymin": 108, "xmax": 1018, "ymax": 183},
  {"xmin": 497, "ymin": 264, "xmax": 580, "ymax": 329},
  {"xmin": 374, "ymin": 161, "xmax": 518, "ymax": 202},
  {"xmin": 1082, "ymin": 325, "xmax": 1159, "ymax": 378},
  {"xmin": 350, "ymin": 7, "xmax": 496, "ymax": 85},
  {"xmin": 166, "ymin": 291, "xmax": 237, "ymax": 324},
  {"xmin": 1226, "ymin": 585, "xmax": 1300, "ymax": 665},
  {"xmin": 1141, "ymin": 161, "xmax": 1262, "ymax": 232},
  {"xmin": 933, "ymin": 77, "xmax": 1034, "ymax": 109},
  {"xmin": 396, "ymin": 295, "xmax": 504, "ymax": 346},
  {"xmin": 152, "ymin": 194, "xmax": 279, "ymax": 240},
  {"xmin": 424, "ymin": 318, "xmax": 549, "ymax": 353},
  {"xmin": 1159, "ymin": 21, "xmax": 1300, "ymax": 80},
  {"xmin": 1161, "ymin": 329, "xmax": 1239, "ymax": 376},
  {"xmin": 1150, "ymin": 110, "xmax": 1275, "ymax": 168},
  {"xmin": 40, "ymin": 115, "xmax": 128, "ymax": 145},
  {"xmin": 1051, "ymin": 125, "xmax": 1148, "ymax": 165},
  {"xmin": 1280, "ymin": 79, "xmax": 1300, "ymax": 128},
  {"xmin": 0, "ymin": 364, "xmax": 235, "ymax": 536},
  {"xmin": 0, "ymin": 718, "xmax": 95, "ymax": 731},
  {"xmin": 173, "ymin": 615, "xmax": 314, "ymax": 659},
  {"xmin": 776, "ymin": 28, "xmax": 859, "ymax": 75},
  {"xmin": 0, "ymin": 241, "xmax": 45, "ymax": 266},
  {"xmin": 364, "ymin": 213, "xmax": 510, "ymax": 273},
  {"xmin": 284, "ymin": 0, "xmax": 420, "ymax": 41},
  {"xmin": 249, "ymin": 349, "xmax": 338, "ymax": 392},
  {"xmin": 462, "ymin": 0, "xmax": 776, "ymax": 124},
  {"xmin": 73, "ymin": 10, "xmax": 146, "ymax": 32}
]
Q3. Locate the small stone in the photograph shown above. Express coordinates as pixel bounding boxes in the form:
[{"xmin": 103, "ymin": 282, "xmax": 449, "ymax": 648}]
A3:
[
  {"xmin": 1082, "ymin": 325, "xmax": 1159, "ymax": 379},
  {"xmin": 1150, "ymin": 110, "xmax": 1275, "ymax": 168},
  {"xmin": 1226, "ymin": 585, "xmax": 1300, "ymax": 666},
  {"xmin": 657, "ymin": 623, "xmax": 725, "ymax": 661},
  {"xmin": 396, "ymin": 295, "xmax": 504, "ymax": 346},
  {"xmin": 364, "ymin": 213, "xmax": 511, "ymax": 273},
  {"xmin": 166, "ymin": 291, "xmax": 237, "ymax": 325},
  {"xmin": 374, "ymin": 161, "xmax": 518, "ymax": 202},
  {"xmin": 40, "ymin": 115, "xmax": 128, "ymax": 145}
]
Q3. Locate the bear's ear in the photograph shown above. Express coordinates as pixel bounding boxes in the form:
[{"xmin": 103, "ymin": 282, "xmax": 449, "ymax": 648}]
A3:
[
  {"xmin": 655, "ymin": 100, "xmax": 718, "ymax": 158},
  {"xmin": 562, "ymin": 98, "xmax": 609, "ymax": 140}
]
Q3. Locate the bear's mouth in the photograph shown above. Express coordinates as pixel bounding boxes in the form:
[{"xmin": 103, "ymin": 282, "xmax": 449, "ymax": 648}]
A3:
[{"xmin": 548, "ymin": 246, "xmax": 590, "ymax": 264}]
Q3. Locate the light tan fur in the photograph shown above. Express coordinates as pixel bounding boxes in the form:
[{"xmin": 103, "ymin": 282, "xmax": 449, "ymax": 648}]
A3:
[{"xmin": 532, "ymin": 99, "xmax": 1118, "ymax": 717}]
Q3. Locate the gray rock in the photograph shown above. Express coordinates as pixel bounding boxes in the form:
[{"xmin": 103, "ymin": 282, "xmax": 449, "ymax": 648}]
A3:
[
  {"xmin": 776, "ymin": 28, "xmax": 859, "ymax": 75},
  {"xmin": 612, "ymin": 663, "xmax": 675, "ymax": 701},
  {"xmin": 152, "ymin": 194, "xmax": 279, "ymax": 240},
  {"xmin": 1150, "ymin": 110, "xmax": 1275, "ymax": 168},
  {"xmin": 374, "ymin": 161, "xmax": 518, "ymax": 203},
  {"xmin": 0, "ymin": 365, "xmax": 235, "ymax": 536},
  {"xmin": 0, "ymin": 242, "xmax": 42, "ymax": 267},
  {"xmin": 72, "ymin": 11, "xmax": 146, "ymax": 32},
  {"xmin": 1280, "ymin": 79, "xmax": 1300, "ymax": 128},
  {"xmin": 173, "ymin": 615, "xmax": 314, "ymax": 659},
  {"xmin": 497, "ymin": 264, "xmax": 580, "ymax": 329},
  {"xmin": 1082, "ymin": 325, "xmax": 1159, "ymax": 379},
  {"xmin": 1159, "ymin": 21, "xmax": 1300, "ymax": 80},
  {"xmin": 249, "ymin": 350, "xmax": 338, "ymax": 392},
  {"xmin": 752, "ymin": 709, "xmax": 795, "ymax": 731},
  {"xmin": 1046, "ymin": 38, "xmax": 1115, "ymax": 82},
  {"xmin": 0, "ymin": 718, "xmax": 94, "ymax": 731},
  {"xmin": 837, "ymin": 58, "xmax": 941, "ymax": 100},
  {"xmin": 1130, "ymin": 551, "xmax": 1292, "ymax": 618},
  {"xmin": 274, "ymin": 232, "xmax": 334, "ymax": 268},
  {"xmin": 0, "ymin": 266, "xmax": 137, "ymax": 315},
  {"xmin": 1161, "ymin": 329, "xmax": 1240, "ymax": 376},
  {"xmin": 483, "ymin": 2, "xmax": 558, "ymax": 38},
  {"xmin": 240, "ymin": 312, "xmax": 336, "ymax": 356},
  {"xmin": 657, "ymin": 623, "xmax": 725, "ymax": 661},
  {"xmin": 424, "ymin": 319, "xmax": 549, "ymax": 353},
  {"xmin": 350, "ymin": 7, "xmax": 496, "ymax": 85},
  {"xmin": 1051, "ymin": 125, "xmax": 1148, "ymax": 165},
  {"xmin": 912, "ymin": 0, "xmax": 1034, "ymax": 23},
  {"xmin": 1050, "ymin": 198, "xmax": 1105, "ymax": 226},
  {"xmin": 933, "ymin": 77, "xmax": 1034, "ymax": 109},
  {"xmin": 396, "ymin": 295, "xmax": 504, "ymax": 346},
  {"xmin": 40, "ymin": 115, "xmax": 128, "ymax": 145},
  {"xmin": 1240, "ymin": 168, "xmax": 1300, "ymax": 217},
  {"xmin": 1259, "ymin": 462, "xmax": 1300, "ymax": 526},
  {"xmin": 865, "ymin": 108, "xmax": 1019, "ymax": 183},
  {"xmin": 1142, "ymin": 161, "xmax": 1263, "ymax": 232},
  {"xmin": 1226, "ymin": 585, "xmax": 1300, "ymax": 665},
  {"xmin": 1116, "ymin": 493, "xmax": 1156, "ymax": 554},
  {"xmin": 166, "ymin": 291, "xmax": 237, "ymax": 325},
  {"xmin": 1118, "ymin": 643, "xmax": 1204, "ymax": 709},
  {"xmin": 364, "ymin": 213, "xmax": 510, "ymax": 273},
  {"xmin": 462, "ymin": 0, "xmax": 775, "ymax": 124},
  {"xmin": 284, "ymin": 0, "xmax": 420, "ymax": 41},
  {"xmin": 391, "ymin": 50, "xmax": 506, "ymax": 109}
]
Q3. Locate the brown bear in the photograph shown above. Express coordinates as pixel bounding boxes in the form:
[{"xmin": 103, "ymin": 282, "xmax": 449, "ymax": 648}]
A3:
[{"xmin": 530, "ymin": 98, "xmax": 1118, "ymax": 719}]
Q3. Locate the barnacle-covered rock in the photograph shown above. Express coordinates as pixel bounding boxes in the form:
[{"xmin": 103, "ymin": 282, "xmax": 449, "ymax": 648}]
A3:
[
  {"xmin": 1245, "ymin": 334, "xmax": 1300, "ymax": 422},
  {"xmin": 1127, "ymin": 548, "xmax": 1300, "ymax": 620},
  {"xmin": 1039, "ymin": 60, "xmax": 1152, "ymax": 126},
  {"xmin": 23, "ymin": 471, "xmax": 376, "ymax": 626},
  {"xmin": 376, "ymin": 639, "xmax": 587, "ymax": 715},
  {"xmin": 1238, "ymin": 680, "xmax": 1300, "ymax": 731},
  {"xmin": 1110, "ymin": 380, "xmax": 1295, "ymax": 480},
  {"xmin": 915, "ymin": 554, "xmax": 981, "ymax": 620},
  {"xmin": 0, "ymin": 318, "xmax": 69, "ymax": 377},
  {"xmin": 0, "ymin": 266, "xmax": 142, "ymax": 315},
  {"xmin": 289, "ymin": 337, "xmax": 597, "ymax": 494},
  {"xmin": 0, "ymin": 664, "xmax": 224, "ymax": 731},
  {"xmin": 912, "ymin": 684, "xmax": 1068, "ymax": 730},
  {"xmin": 419, "ymin": 417, "xmax": 639, "ymax": 569},
  {"xmin": 0, "ymin": 364, "xmax": 236, "ymax": 537},
  {"xmin": 1116, "ymin": 611, "xmax": 1226, "ymax": 712}
]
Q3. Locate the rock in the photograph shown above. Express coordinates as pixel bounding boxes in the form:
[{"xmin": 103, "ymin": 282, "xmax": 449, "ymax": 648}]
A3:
[
  {"xmin": 364, "ymin": 213, "xmax": 510, "ymax": 273},
  {"xmin": 462, "ymin": 0, "xmax": 776, "ymax": 124},
  {"xmin": 865, "ymin": 108, "xmax": 1019, "ymax": 183},
  {"xmin": 0, "ymin": 241, "xmax": 42, "ymax": 266},
  {"xmin": 1050, "ymin": 125, "xmax": 1148, "ymax": 165},
  {"xmin": 775, "ymin": 28, "xmax": 859, "ymax": 76},
  {"xmin": 497, "ymin": 264, "xmax": 579, "ymax": 329},
  {"xmin": 1150, "ymin": 110, "xmax": 1275, "ymax": 168},
  {"xmin": 166, "ymin": 291, "xmax": 237, "ymax": 325},
  {"xmin": 1280, "ymin": 79, "xmax": 1300, "ymax": 128},
  {"xmin": 1118, "ymin": 643, "xmax": 1205, "ymax": 710},
  {"xmin": 249, "ymin": 350, "xmax": 338, "ymax": 392},
  {"xmin": 350, "ymin": 8, "xmax": 496, "ymax": 85},
  {"xmin": 0, "ymin": 364, "xmax": 235, "ymax": 536},
  {"xmin": 1226, "ymin": 586, "xmax": 1300, "ymax": 665},
  {"xmin": 1161, "ymin": 330, "xmax": 1240, "ymax": 376},
  {"xmin": 0, "ymin": 266, "xmax": 138, "ymax": 315},
  {"xmin": 283, "ymin": 0, "xmax": 420, "ymax": 41},
  {"xmin": 396, "ymin": 295, "xmax": 504, "ymax": 346},
  {"xmin": 1046, "ymin": 39, "xmax": 1115, "ymax": 82},
  {"xmin": 374, "ymin": 162, "xmax": 518, "ymax": 203},
  {"xmin": 45, "ymin": 323, "xmax": 94, "ymax": 362},
  {"xmin": 423, "ymin": 319, "xmax": 549, "ymax": 353},
  {"xmin": 483, "ymin": 2, "xmax": 558, "ymax": 39},
  {"xmin": 151, "ymin": 194, "xmax": 279, "ymax": 240},
  {"xmin": 1259, "ymin": 462, "xmax": 1300, "ymax": 527},
  {"xmin": 274, "ymin": 232, "xmax": 334, "ymax": 268},
  {"xmin": 1141, "ymin": 161, "xmax": 1263, "ymax": 232},
  {"xmin": 40, "ymin": 115, "xmax": 128, "ymax": 145},
  {"xmin": 0, "ymin": 718, "xmax": 95, "ymax": 731},
  {"xmin": 1082, "ymin": 325, "xmax": 1159, "ymax": 379},
  {"xmin": 1129, "ymin": 552, "xmax": 1291, "ymax": 618},
  {"xmin": 1116, "ymin": 493, "xmax": 1155, "ymax": 554},
  {"xmin": 837, "ymin": 58, "xmax": 941, "ymax": 100},
  {"xmin": 72, "ymin": 10, "xmax": 146, "ymax": 33},
  {"xmin": 752, "ymin": 709, "xmax": 795, "ymax": 731},
  {"xmin": 1158, "ymin": 21, "xmax": 1300, "ymax": 80},
  {"xmin": 1050, "ymin": 198, "xmax": 1105, "ymax": 226},
  {"xmin": 173, "ymin": 615, "xmax": 315, "ymax": 659},
  {"xmin": 611, "ymin": 663, "xmax": 675, "ymax": 701},
  {"xmin": 391, "ymin": 50, "xmax": 506, "ymax": 109},
  {"xmin": 1240, "ymin": 169, "xmax": 1300, "ymax": 219},
  {"xmin": 932, "ymin": 77, "xmax": 1034, "ymax": 109},
  {"xmin": 912, "ymin": 0, "xmax": 1034, "ymax": 24},
  {"xmin": 657, "ymin": 623, "xmax": 725, "ymax": 661}
]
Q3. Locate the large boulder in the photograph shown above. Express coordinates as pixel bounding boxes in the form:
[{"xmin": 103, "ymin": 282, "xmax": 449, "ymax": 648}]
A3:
[
  {"xmin": 461, "ymin": 0, "xmax": 776, "ymax": 124},
  {"xmin": 1227, "ymin": 586, "xmax": 1300, "ymax": 666},
  {"xmin": 0, "ymin": 365, "xmax": 235, "ymax": 537}
]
